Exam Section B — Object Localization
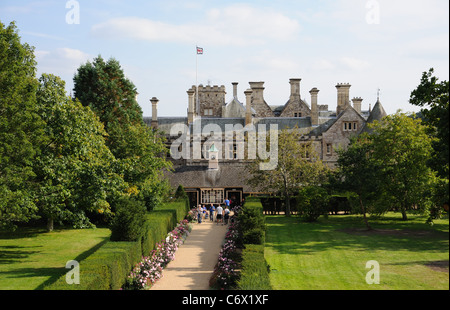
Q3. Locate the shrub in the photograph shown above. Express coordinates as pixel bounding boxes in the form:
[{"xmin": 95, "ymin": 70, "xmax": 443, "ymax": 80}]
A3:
[
  {"xmin": 297, "ymin": 186, "xmax": 330, "ymax": 222},
  {"xmin": 110, "ymin": 197, "xmax": 146, "ymax": 241},
  {"xmin": 238, "ymin": 201, "xmax": 265, "ymax": 245},
  {"xmin": 243, "ymin": 228, "xmax": 265, "ymax": 245},
  {"xmin": 174, "ymin": 185, "xmax": 188, "ymax": 200}
]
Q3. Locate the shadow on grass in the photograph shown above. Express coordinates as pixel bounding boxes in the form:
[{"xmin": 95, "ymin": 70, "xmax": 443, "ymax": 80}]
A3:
[
  {"xmin": 265, "ymin": 215, "xmax": 449, "ymax": 256},
  {"xmin": 0, "ymin": 245, "xmax": 43, "ymax": 265},
  {"xmin": 35, "ymin": 237, "xmax": 109, "ymax": 290}
]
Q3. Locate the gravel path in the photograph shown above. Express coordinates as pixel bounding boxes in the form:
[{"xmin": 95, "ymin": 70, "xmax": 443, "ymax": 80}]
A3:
[{"xmin": 150, "ymin": 217, "xmax": 229, "ymax": 290}]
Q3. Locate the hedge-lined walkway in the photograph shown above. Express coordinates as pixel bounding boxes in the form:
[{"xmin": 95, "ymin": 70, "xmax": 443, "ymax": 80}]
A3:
[{"xmin": 151, "ymin": 219, "xmax": 229, "ymax": 290}]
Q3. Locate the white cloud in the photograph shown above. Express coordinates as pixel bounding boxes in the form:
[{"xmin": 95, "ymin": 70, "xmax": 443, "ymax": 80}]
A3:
[
  {"xmin": 91, "ymin": 4, "xmax": 301, "ymax": 46},
  {"xmin": 36, "ymin": 48, "xmax": 92, "ymax": 75},
  {"xmin": 339, "ymin": 57, "xmax": 371, "ymax": 71},
  {"xmin": 35, "ymin": 47, "xmax": 93, "ymax": 95}
]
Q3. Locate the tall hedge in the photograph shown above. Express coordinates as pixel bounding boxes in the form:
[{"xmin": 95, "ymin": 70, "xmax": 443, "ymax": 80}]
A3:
[
  {"xmin": 44, "ymin": 199, "xmax": 188, "ymax": 290},
  {"xmin": 237, "ymin": 244, "xmax": 272, "ymax": 290}
]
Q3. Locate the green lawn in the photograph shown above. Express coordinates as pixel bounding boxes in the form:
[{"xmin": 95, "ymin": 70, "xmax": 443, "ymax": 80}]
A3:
[
  {"xmin": 265, "ymin": 213, "xmax": 449, "ymax": 290},
  {"xmin": 0, "ymin": 227, "xmax": 111, "ymax": 290}
]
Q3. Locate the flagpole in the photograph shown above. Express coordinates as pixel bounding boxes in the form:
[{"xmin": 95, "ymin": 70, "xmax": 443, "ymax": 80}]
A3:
[{"xmin": 196, "ymin": 45, "xmax": 198, "ymax": 114}]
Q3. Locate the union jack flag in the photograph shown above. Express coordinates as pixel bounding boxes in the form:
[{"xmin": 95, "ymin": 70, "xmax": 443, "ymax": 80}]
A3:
[{"xmin": 196, "ymin": 46, "xmax": 203, "ymax": 55}]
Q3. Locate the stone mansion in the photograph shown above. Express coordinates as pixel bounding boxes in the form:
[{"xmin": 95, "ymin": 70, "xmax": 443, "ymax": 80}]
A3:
[{"xmin": 143, "ymin": 78, "xmax": 387, "ymax": 207}]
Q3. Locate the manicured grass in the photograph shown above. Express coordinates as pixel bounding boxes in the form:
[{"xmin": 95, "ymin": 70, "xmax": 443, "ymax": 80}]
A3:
[
  {"xmin": 265, "ymin": 213, "xmax": 449, "ymax": 290},
  {"xmin": 0, "ymin": 227, "xmax": 111, "ymax": 290}
]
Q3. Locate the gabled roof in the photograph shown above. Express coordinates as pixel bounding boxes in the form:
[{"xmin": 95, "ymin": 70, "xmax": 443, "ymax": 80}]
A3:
[
  {"xmin": 308, "ymin": 104, "xmax": 366, "ymax": 137},
  {"xmin": 279, "ymin": 98, "xmax": 311, "ymax": 117}
]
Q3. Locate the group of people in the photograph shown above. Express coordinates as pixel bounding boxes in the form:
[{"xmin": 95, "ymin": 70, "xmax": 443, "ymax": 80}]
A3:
[{"xmin": 197, "ymin": 198, "xmax": 231, "ymax": 225}]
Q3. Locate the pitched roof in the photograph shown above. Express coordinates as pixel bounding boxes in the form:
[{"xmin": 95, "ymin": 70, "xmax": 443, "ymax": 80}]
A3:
[{"xmin": 164, "ymin": 163, "xmax": 262, "ymax": 192}]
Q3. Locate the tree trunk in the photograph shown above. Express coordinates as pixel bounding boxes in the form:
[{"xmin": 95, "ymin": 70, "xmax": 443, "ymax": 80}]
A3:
[
  {"xmin": 285, "ymin": 192, "xmax": 291, "ymax": 217},
  {"xmin": 401, "ymin": 207, "xmax": 408, "ymax": 221},
  {"xmin": 359, "ymin": 196, "xmax": 372, "ymax": 230},
  {"xmin": 47, "ymin": 217, "xmax": 54, "ymax": 232}
]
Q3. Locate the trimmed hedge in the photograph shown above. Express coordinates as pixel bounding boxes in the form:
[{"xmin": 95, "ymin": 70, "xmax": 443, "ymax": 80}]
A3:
[
  {"xmin": 238, "ymin": 198, "xmax": 272, "ymax": 290},
  {"xmin": 239, "ymin": 198, "xmax": 265, "ymax": 246},
  {"xmin": 236, "ymin": 244, "xmax": 272, "ymax": 290},
  {"xmin": 44, "ymin": 199, "xmax": 189, "ymax": 290}
]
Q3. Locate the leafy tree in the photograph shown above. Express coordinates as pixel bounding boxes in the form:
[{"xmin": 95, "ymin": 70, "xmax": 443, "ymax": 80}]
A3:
[
  {"xmin": 247, "ymin": 128, "xmax": 328, "ymax": 216},
  {"xmin": 409, "ymin": 68, "xmax": 449, "ymax": 180},
  {"xmin": 73, "ymin": 56, "xmax": 143, "ymax": 130},
  {"xmin": 335, "ymin": 134, "xmax": 384, "ymax": 229},
  {"xmin": 409, "ymin": 68, "xmax": 449, "ymax": 219},
  {"xmin": 35, "ymin": 74, "xmax": 125, "ymax": 231},
  {"xmin": 369, "ymin": 112, "xmax": 438, "ymax": 221},
  {"xmin": 0, "ymin": 21, "xmax": 45, "ymax": 229},
  {"xmin": 73, "ymin": 56, "xmax": 171, "ymax": 212}
]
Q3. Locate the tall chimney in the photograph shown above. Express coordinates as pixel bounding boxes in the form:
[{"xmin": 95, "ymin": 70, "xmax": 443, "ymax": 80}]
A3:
[
  {"xmin": 232, "ymin": 82, "xmax": 238, "ymax": 99},
  {"xmin": 289, "ymin": 78, "xmax": 301, "ymax": 101},
  {"xmin": 249, "ymin": 82, "xmax": 265, "ymax": 106},
  {"xmin": 352, "ymin": 97, "xmax": 363, "ymax": 114},
  {"xmin": 310, "ymin": 88, "xmax": 319, "ymax": 126},
  {"xmin": 150, "ymin": 97, "xmax": 159, "ymax": 129},
  {"xmin": 245, "ymin": 88, "xmax": 253, "ymax": 126},
  {"xmin": 187, "ymin": 87, "xmax": 195, "ymax": 124},
  {"xmin": 336, "ymin": 83, "xmax": 351, "ymax": 115}
]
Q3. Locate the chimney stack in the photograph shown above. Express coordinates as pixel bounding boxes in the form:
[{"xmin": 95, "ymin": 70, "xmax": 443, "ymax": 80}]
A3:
[
  {"xmin": 232, "ymin": 82, "xmax": 238, "ymax": 99},
  {"xmin": 150, "ymin": 97, "xmax": 159, "ymax": 129},
  {"xmin": 310, "ymin": 88, "xmax": 320, "ymax": 126},
  {"xmin": 245, "ymin": 88, "xmax": 253, "ymax": 126},
  {"xmin": 187, "ymin": 87, "xmax": 195, "ymax": 124},
  {"xmin": 336, "ymin": 83, "xmax": 351, "ymax": 115},
  {"xmin": 249, "ymin": 82, "xmax": 265, "ymax": 106},
  {"xmin": 352, "ymin": 97, "xmax": 363, "ymax": 114},
  {"xmin": 289, "ymin": 78, "xmax": 302, "ymax": 101}
]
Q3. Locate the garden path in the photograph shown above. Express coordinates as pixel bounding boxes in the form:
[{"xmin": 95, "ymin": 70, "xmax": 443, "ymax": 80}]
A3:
[{"xmin": 150, "ymin": 216, "xmax": 229, "ymax": 290}]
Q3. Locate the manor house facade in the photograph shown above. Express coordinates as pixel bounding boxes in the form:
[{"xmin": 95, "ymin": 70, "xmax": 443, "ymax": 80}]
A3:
[{"xmin": 143, "ymin": 78, "xmax": 387, "ymax": 208}]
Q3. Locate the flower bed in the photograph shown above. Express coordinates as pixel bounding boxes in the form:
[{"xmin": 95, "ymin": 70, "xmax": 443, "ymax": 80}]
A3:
[
  {"xmin": 122, "ymin": 218, "xmax": 192, "ymax": 290},
  {"xmin": 210, "ymin": 205, "xmax": 242, "ymax": 289}
]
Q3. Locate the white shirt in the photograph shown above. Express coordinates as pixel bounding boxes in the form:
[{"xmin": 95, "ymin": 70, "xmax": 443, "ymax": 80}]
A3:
[{"xmin": 216, "ymin": 206, "xmax": 223, "ymax": 215}]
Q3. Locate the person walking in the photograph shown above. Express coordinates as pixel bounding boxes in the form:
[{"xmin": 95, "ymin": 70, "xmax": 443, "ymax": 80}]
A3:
[{"xmin": 216, "ymin": 204, "xmax": 223, "ymax": 225}]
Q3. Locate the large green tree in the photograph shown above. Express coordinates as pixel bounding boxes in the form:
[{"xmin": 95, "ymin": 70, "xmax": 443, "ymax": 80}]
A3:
[
  {"xmin": 335, "ymin": 134, "xmax": 385, "ymax": 229},
  {"xmin": 35, "ymin": 74, "xmax": 126, "ymax": 231},
  {"xmin": 409, "ymin": 68, "xmax": 449, "ymax": 180},
  {"xmin": 0, "ymin": 21, "xmax": 45, "ymax": 229},
  {"xmin": 73, "ymin": 56, "xmax": 171, "ymax": 211},
  {"xmin": 369, "ymin": 112, "xmax": 438, "ymax": 221}
]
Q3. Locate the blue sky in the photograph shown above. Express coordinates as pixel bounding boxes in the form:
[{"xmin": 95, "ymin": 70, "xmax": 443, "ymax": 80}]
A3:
[{"xmin": 1, "ymin": 0, "xmax": 448, "ymax": 117}]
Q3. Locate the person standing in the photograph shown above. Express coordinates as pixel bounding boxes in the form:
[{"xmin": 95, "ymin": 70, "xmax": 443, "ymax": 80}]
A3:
[
  {"xmin": 224, "ymin": 198, "xmax": 230, "ymax": 208},
  {"xmin": 209, "ymin": 204, "xmax": 215, "ymax": 222},
  {"xmin": 223, "ymin": 206, "xmax": 230, "ymax": 225},
  {"xmin": 197, "ymin": 204, "xmax": 203, "ymax": 224},
  {"xmin": 216, "ymin": 204, "xmax": 223, "ymax": 225}
]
